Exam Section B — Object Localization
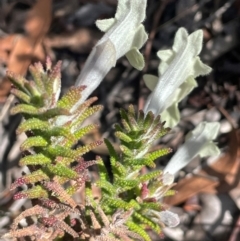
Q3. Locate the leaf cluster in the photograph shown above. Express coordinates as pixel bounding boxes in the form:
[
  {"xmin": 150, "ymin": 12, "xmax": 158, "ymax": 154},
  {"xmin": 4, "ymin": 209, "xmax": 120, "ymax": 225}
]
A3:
[
  {"xmin": 6, "ymin": 58, "xmax": 103, "ymax": 240},
  {"xmin": 5, "ymin": 59, "xmax": 175, "ymax": 241},
  {"xmin": 95, "ymin": 105, "xmax": 174, "ymax": 240}
]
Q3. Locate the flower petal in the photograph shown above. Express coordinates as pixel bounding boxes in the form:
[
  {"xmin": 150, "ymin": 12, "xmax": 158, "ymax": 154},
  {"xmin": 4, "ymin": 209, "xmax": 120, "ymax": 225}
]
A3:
[
  {"xmin": 143, "ymin": 74, "xmax": 158, "ymax": 91},
  {"xmin": 143, "ymin": 28, "xmax": 211, "ymax": 127},
  {"xmin": 75, "ymin": 0, "xmax": 148, "ymax": 105},
  {"xmin": 126, "ymin": 47, "xmax": 145, "ymax": 70},
  {"xmin": 160, "ymin": 103, "xmax": 179, "ymax": 128},
  {"xmin": 96, "ymin": 18, "xmax": 116, "ymax": 32},
  {"xmin": 164, "ymin": 122, "xmax": 220, "ymax": 175}
]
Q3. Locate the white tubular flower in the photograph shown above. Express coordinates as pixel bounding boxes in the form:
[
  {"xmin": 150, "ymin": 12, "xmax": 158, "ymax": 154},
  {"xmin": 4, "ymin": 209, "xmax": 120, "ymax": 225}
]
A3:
[
  {"xmin": 164, "ymin": 122, "xmax": 220, "ymax": 176},
  {"xmin": 74, "ymin": 0, "xmax": 148, "ymax": 108},
  {"xmin": 143, "ymin": 28, "xmax": 212, "ymax": 127}
]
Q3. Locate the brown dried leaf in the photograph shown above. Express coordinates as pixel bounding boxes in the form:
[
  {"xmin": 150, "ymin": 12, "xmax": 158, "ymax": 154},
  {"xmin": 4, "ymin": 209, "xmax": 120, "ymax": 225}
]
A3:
[
  {"xmin": 25, "ymin": 0, "xmax": 52, "ymax": 40},
  {"xmin": 44, "ymin": 28, "xmax": 102, "ymax": 54},
  {"xmin": 6, "ymin": 36, "xmax": 45, "ymax": 75},
  {"xmin": 0, "ymin": 0, "xmax": 52, "ymax": 100},
  {"xmin": 0, "ymin": 35, "xmax": 16, "ymax": 63}
]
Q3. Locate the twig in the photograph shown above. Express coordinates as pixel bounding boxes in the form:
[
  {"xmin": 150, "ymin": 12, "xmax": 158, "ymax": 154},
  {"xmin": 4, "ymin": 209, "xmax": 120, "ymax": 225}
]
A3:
[
  {"xmin": 144, "ymin": 0, "xmax": 169, "ymax": 72},
  {"xmin": 157, "ymin": 0, "xmax": 211, "ymax": 32}
]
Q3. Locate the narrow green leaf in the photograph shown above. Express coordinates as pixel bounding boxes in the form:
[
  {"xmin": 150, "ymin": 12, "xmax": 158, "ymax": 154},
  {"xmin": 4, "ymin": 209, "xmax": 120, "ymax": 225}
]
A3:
[
  {"xmin": 104, "ymin": 139, "xmax": 119, "ymax": 161},
  {"xmin": 17, "ymin": 118, "xmax": 49, "ymax": 134},
  {"xmin": 143, "ymin": 111, "xmax": 154, "ymax": 129},
  {"xmin": 139, "ymin": 170, "xmax": 162, "ymax": 182},
  {"xmin": 11, "ymin": 104, "xmax": 39, "ymax": 115},
  {"xmin": 127, "ymin": 221, "xmax": 151, "ymax": 241},
  {"xmin": 19, "ymin": 185, "xmax": 48, "ymax": 199},
  {"xmin": 134, "ymin": 212, "xmax": 161, "ymax": 234},
  {"xmin": 47, "ymin": 163, "xmax": 78, "ymax": 179},
  {"xmin": 73, "ymin": 124, "xmax": 98, "ymax": 141},
  {"xmin": 20, "ymin": 136, "xmax": 48, "ymax": 151},
  {"xmin": 11, "ymin": 89, "xmax": 30, "ymax": 103},
  {"xmin": 97, "ymin": 158, "xmax": 110, "ymax": 182},
  {"xmin": 115, "ymin": 131, "xmax": 132, "ymax": 143},
  {"xmin": 19, "ymin": 154, "xmax": 51, "ymax": 166},
  {"xmin": 146, "ymin": 148, "xmax": 172, "ymax": 162}
]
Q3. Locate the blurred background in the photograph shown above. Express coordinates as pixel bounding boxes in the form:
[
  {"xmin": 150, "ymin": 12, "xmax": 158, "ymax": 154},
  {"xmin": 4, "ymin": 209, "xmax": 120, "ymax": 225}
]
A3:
[{"xmin": 0, "ymin": 0, "xmax": 239, "ymax": 240}]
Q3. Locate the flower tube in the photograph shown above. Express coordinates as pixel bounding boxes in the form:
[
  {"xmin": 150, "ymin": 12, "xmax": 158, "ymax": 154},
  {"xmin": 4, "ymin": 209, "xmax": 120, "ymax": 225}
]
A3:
[
  {"xmin": 74, "ymin": 0, "xmax": 148, "ymax": 110},
  {"xmin": 164, "ymin": 122, "xmax": 220, "ymax": 175},
  {"xmin": 144, "ymin": 28, "xmax": 212, "ymax": 127}
]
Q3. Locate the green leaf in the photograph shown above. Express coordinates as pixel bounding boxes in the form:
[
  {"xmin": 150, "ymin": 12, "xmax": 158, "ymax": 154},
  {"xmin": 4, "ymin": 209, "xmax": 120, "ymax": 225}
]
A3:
[
  {"xmin": 96, "ymin": 180, "xmax": 115, "ymax": 196},
  {"xmin": 73, "ymin": 124, "xmax": 98, "ymax": 141},
  {"xmin": 139, "ymin": 170, "xmax": 162, "ymax": 182},
  {"xmin": 133, "ymin": 212, "xmax": 161, "ymax": 234},
  {"xmin": 17, "ymin": 118, "xmax": 49, "ymax": 134},
  {"xmin": 115, "ymin": 131, "xmax": 132, "ymax": 143},
  {"xmin": 11, "ymin": 89, "xmax": 30, "ymax": 103},
  {"xmin": 19, "ymin": 154, "xmax": 51, "ymax": 166},
  {"xmin": 104, "ymin": 138, "xmax": 119, "ymax": 161},
  {"xmin": 114, "ymin": 178, "xmax": 138, "ymax": 192},
  {"xmin": 127, "ymin": 221, "xmax": 151, "ymax": 241},
  {"xmin": 97, "ymin": 158, "xmax": 110, "ymax": 182},
  {"xmin": 146, "ymin": 148, "xmax": 172, "ymax": 163},
  {"xmin": 18, "ymin": 185, "xmax": 48, "ymax": 199},
  {"xmin": 57, "ymin": 86, "xmax": 84, "ymax": 110},
  {"xmin": 47, "ymin": 163, "xmax": 78, "ymax": 179},
  {"xmin": 11, "ymin": 104, "xmax": 39, "ymax": 115},
  {"xmin": 20, "ymin": 136, "xmax": 48, "ymax": 151}
]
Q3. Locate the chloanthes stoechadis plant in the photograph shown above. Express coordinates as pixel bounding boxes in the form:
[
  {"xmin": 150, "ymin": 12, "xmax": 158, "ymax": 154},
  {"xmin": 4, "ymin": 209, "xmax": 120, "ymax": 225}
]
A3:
[
  {"xmin": 4, "ymin": 0, "xmax": 221, "ymax": 240},
  {"xmin": 5, "ymin": 58, "xmax": 104, "ymax": 240},
  {"xmin": 4, "ymin": 59, "xmax": 178, "ymax": 241}
]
